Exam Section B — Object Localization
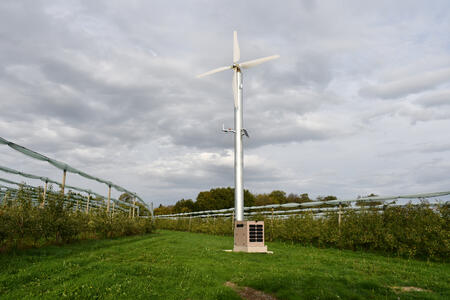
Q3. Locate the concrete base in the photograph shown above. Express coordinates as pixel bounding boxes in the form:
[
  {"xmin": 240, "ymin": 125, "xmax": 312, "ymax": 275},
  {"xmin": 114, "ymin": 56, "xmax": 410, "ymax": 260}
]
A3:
[
  {"xmin": 223, "ymin": 249, "xmax": 273, "ymax": 254},
  {"xmin": 233, "ymin": 245, "xmax": 268, "ymax": 253}
]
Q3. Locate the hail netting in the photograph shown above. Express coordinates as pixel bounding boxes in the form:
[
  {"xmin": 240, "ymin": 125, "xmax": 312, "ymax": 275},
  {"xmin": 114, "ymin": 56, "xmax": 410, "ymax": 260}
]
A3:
[
  {"xmin": 0, "ymin": 137, "xmax": 148, "ymax": 211},
  {"xmin": 155, "ymin": 190, "xmax": 450, "ymax": 218},
  {"xmin": 0, "ymin": 165, "xmax": 139, "ymax": 209}
]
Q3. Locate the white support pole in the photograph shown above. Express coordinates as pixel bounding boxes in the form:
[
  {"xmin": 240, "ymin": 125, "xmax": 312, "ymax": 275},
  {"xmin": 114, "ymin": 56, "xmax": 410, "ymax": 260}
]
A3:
[
  {"xmin": 132, "ymin": 196, "xmax": 136, "ymax": 218},
  {"xmin": 271, "ymin": 207, "xmax": 274, "ymax": 239},
  {"xmin": 112, "ymin": 201, "xmax": 115, "ymax": 216},
  {"xmin": 61, "ymin": 169, "xmax": 67, "ymax": 195},
  {"xmin": 41, "ymin": 180, "xmax": 48, "ymax": 208},
  {"xmin": 86, "ymin": 194, "xmax": 90, "ymax": 214},
  {"xmin": 106, "ymin": 185, "xmax": 111, "ymax": 213},
  {"xmin": 234, "ymin": 69, "xmax": 244, "ymax": 221}
]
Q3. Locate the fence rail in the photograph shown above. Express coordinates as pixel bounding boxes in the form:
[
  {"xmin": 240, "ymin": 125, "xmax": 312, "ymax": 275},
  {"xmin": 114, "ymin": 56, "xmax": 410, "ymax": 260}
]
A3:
[{"xmin": 155, "ymin": 191, "xmax": 450, "ymax": 219}]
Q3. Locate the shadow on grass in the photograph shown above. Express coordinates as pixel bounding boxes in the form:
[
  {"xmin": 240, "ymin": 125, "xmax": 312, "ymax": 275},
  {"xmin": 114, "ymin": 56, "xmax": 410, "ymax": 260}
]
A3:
[{"xmin": 0, "ymin": 233, "xmax": 157, "ymax": 259}]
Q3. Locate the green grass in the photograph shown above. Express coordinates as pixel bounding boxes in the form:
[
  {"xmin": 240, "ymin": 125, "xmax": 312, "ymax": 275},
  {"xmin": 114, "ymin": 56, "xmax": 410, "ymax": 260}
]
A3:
[{"xmin": 0, "ymin": 230, "xmax": 448, "ymax": 299}]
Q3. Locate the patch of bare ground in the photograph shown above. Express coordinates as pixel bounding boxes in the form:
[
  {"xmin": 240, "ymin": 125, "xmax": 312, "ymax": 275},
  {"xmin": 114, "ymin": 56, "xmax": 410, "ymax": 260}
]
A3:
[
  {"xmin": 225, "ymin": 281, "xmax": 278, "ymax": 300},
  {"xmin": 390, "ymin": 286, "xmax": 431, "ymax": 293}
]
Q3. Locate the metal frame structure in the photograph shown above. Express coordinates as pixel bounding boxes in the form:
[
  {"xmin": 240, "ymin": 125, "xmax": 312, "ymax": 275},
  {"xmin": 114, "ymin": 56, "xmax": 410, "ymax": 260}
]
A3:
[
  {"xmin": 0, "ymin": 179, "xmax": 138, "ymax": 213},
  {"xmin": 155, "ymin": 190, "xmax": 450, "ymax": 219},
  {"xmin": 0, "ymin": 137, "xmax": 153, "ymax": 216}
]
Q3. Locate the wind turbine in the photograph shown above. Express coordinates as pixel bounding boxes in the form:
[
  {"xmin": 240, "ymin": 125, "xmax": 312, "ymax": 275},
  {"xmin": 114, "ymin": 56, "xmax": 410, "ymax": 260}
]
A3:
[{"xmin": 197, "ymin": 31, "xmax": 279, "ymax": 223}]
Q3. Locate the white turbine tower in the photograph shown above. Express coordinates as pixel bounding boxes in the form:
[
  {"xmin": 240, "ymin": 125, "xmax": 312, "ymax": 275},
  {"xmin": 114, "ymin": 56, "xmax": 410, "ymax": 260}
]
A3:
[{"xmin": 197, "ymin": 31, "xmax": 279, "ymax": 224}]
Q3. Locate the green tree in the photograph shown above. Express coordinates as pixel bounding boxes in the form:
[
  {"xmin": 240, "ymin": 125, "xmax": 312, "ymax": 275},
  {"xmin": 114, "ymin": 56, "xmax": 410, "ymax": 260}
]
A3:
[
  {"xmin": 254, "ymin": 193, "xmax": 271, "ymax": 206},
  {"xmin": 269, "ymin": 190, "xmax": 287, "ymax": 204},
  {"xmin": 356, "ymin": 193, "xmax": 382, "ymax": 207},
  {"xmin": 173, "ymin": 199, "xmax": 195, "ymax": 213},
  {"xmin": 316, "ymin": 195, "xmax": 337, "ymax": 207},
  {"xmin": 195, "ymin": 187, "xmax": 254, "ymax": 211},
  {"xmin": 244, "ymin": 189, "xmax": 255, "ymax": 207},
  {"xmin": 299, "ymin": 193, "xmax": 312, "ymax": 203},
  {"xmin": 195, "ymin": 190, "xmax": 213, "ymax": 211},
  {"xmin": 154, "ymin": 204, "xmax": 174, "ymax": 215}
]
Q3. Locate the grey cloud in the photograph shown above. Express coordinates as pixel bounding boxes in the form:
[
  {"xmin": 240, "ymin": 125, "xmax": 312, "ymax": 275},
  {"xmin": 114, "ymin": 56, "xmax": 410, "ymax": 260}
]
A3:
[
  {"xmin": 419, "ymin": 143, "xmax": 450, "ymax": 153},
  {"xmin": 359, "ymin": 68, "xmax": 450, "ymax": 99},
  {"xmin": 412, "ymin": 159, "xmax": 450, "ymax": 185},
  {"xmin": 415, "ymin": 90, "xmax": 450, "ymax": 107},
  {"xmin": 135, "ymin": 150, "xmax": 285, "ymax": 203}
]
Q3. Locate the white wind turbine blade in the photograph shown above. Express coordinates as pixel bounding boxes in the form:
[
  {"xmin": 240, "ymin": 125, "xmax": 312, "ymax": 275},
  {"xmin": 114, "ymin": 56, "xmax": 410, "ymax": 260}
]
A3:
[
  {"xmin": 197, "ymin": 65, "xmax": 232, "ymax": 78},
  {"xmin": 232, "ymin": 69, "xmax": 238, "ymax": 107},
  {"xmin": 233, "ymin": 31, "xmax": 240, "ymax": 63},
  {"xmin": 239, "ymin": 55, "xmax": 280, "ymax": 69}
]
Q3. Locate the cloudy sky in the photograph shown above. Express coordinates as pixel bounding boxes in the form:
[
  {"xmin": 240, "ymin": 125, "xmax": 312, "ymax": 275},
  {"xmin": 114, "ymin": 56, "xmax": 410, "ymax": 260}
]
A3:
[{"xmin": 0, "ymin": 0, "xmax": 449, "ymax": 206}]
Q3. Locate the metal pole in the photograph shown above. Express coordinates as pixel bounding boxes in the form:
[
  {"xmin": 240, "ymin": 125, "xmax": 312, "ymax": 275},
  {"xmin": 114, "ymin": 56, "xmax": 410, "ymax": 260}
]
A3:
[
  {"xmin": 61, "ymin": 169, "xmax": 67, "ymax": 195},
  {"xmin": 41, "ymin": 180, "xmax": 48, "ymax": 208},
  {"xmin": 234, "ymin": 69, "xmax": 244, "ymax": 221},
  {"xmin": 106, "ymin": 185, "xmax": 111, "ymax": 213},
  {"xmin": 86, "ymin": 194, "xmax": 90, "ymax": 214},
  {"xmin": 271, "ymin": 207, "xmax": 274, "ymax": 240}
]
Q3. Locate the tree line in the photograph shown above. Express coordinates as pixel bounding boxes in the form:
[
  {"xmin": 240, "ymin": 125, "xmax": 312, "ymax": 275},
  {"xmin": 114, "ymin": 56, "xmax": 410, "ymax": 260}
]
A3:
[{"xmin": 154, "ymin": 187, "xmax": 340, "ymax": 215}]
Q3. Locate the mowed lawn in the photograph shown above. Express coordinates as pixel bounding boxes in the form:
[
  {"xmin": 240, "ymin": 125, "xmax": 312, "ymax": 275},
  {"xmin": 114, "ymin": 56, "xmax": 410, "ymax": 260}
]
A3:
[{"xmin": 0, "ymin": 230, "xmax": 448, "ymax": 299}]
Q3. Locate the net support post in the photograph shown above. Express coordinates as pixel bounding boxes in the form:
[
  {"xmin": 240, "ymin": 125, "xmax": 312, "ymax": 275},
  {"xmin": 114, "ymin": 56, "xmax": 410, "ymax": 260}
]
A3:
[
  {"xmin": 61, "ymin": 169, "xmax": 67, "ymax": 195},
  {"xmin": 86, "ymin": 194, "xmax": 90, "ymax": 214},
  {"xmin": 41, "ymin": 180, "xmax": 48, "ymax": 208},
  {"xmin": 106, "ymin": 185, "xmax": 111, "ymax": 213}
]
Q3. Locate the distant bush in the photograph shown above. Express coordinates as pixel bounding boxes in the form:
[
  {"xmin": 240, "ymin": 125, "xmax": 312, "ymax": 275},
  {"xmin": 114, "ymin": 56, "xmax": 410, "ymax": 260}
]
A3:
[
  {"xmin": 0, "ymin": 187, "xmax": 154, "ymax": 252},
  {"xmin": 155, "ymin": 203, "xmax": 449, "ymax": 260}
]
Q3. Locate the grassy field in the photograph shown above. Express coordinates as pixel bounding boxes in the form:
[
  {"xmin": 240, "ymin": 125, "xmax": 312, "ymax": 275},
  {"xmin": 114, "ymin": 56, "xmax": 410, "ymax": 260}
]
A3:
[{"xmin": 0, "ymin": 230, "xmax": 448, "ymax": 299}]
